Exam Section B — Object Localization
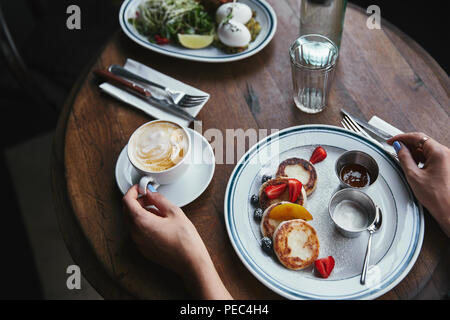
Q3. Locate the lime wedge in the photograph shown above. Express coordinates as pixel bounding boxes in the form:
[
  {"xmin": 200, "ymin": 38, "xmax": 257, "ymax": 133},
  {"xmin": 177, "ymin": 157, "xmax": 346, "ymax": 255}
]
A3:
[{"xmin": 177, "ymin": 34, "xmax": 214, "ymax": 49}]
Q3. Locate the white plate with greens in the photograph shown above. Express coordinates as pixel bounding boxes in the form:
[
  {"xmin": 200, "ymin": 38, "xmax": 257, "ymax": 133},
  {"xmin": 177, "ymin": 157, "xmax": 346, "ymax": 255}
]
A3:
[
  {"xmin": 224, "ymin": 125, "xmax": 424, "ymax": 300},
  {"xmin": 119, "ymin": 0, "xmax": 277, "ymax": 63}
]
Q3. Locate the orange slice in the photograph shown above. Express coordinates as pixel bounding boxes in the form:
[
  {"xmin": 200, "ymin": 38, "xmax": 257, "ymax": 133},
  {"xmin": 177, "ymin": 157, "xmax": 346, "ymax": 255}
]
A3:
[{"xmin": 268, "ymin": 203, "xmax": 313, "ymax": 221}]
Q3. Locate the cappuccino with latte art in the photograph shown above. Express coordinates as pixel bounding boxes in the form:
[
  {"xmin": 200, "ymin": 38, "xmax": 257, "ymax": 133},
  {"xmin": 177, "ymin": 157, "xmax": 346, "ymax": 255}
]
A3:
[{"xmin": 128, "ymin": 121, "xmax": 189, "ymax": 172}]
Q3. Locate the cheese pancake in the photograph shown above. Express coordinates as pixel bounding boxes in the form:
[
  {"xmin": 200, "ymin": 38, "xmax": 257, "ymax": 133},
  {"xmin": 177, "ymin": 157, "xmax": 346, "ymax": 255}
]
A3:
[
  {"xmin": 260, "ymin": 202, "xmax": 287, "ymax": 238},
  {"xmin": 276, "ymin": 158, "xmax": 317, "ymax": 196},
  {"xmin": 273, "ymin": 219, "xmax": 319, "ymax": 270}
]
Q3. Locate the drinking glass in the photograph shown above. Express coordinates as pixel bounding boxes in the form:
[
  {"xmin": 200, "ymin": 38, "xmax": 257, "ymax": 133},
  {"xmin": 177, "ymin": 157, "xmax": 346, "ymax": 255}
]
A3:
[
  {"xmin": 299, "ymin": 0, "xmax": 348, "ymax": 49},
  {"xmin": 289, "ymin": 34, "xmax": 338, "ymax": 114}
]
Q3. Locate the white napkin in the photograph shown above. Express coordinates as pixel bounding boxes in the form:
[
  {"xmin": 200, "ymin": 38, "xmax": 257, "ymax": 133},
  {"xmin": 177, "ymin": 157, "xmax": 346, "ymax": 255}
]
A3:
[
  {"xmin": 99, "ymin": 58, "xmax": 209, "ymax": 127},
  {"xmin": 368, "ymin": 116, "xmax": 404, "ymax": 154}
]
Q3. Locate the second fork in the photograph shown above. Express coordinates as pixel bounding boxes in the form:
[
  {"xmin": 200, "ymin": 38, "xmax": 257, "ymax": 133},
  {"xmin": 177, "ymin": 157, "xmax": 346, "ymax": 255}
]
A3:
[{"xmin": 341, "ymin": 115, "xmax": 399, "ymax": 162}]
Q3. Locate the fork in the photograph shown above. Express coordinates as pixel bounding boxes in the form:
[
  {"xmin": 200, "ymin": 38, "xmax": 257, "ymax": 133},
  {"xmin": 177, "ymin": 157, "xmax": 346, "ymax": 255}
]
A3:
[
  {"xmin": 341, "ymin": 115, "xmax": 399, "ymax": 162},
  {"xmin": 109, "ymin": 65, "xmax": 209, "ymax": 108}
]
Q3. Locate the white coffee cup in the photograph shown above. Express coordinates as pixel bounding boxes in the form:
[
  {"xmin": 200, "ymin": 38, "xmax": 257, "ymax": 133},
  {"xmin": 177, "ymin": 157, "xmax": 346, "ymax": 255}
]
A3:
[{"xmin": 127, "ymin": 120, "xmax": 191, "ymax": 195}]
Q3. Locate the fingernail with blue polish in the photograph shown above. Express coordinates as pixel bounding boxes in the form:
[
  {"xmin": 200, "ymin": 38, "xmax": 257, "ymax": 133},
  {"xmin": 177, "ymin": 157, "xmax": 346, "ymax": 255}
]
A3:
[
  {"xmin": 393, "ymin": 141, "xmax": 402, "ymax": 154},
  {"xmin": 147, "ymin": 184, "xmax": 157, "ymax": 193}
]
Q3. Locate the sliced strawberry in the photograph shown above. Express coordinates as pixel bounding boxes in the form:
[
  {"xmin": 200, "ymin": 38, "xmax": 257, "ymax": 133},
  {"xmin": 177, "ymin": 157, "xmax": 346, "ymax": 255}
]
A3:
[
  {"xmin": 315, "ymin": 256, "xmax": 335, "ymax": 278},
  {"xmin": 310, "ymin": 146, "xmax": 327, "ymax": 164},
  {"xmin": 264, "ymin": 184, "xmax": 287, "ymax": 200},
  {"xmin": 288, "ymin": 178, "xmax": 302, "ymax": 203}
]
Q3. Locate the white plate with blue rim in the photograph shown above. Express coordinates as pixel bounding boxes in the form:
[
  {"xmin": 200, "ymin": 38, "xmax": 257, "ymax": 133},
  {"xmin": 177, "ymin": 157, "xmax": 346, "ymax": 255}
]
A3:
[
  {"xmin": 119, "ymin": 0, "xmax": 277, "ymax": 63},
  {"xmin": 224, "ymin": 124, "xmax": 424, "ymax": 300}
]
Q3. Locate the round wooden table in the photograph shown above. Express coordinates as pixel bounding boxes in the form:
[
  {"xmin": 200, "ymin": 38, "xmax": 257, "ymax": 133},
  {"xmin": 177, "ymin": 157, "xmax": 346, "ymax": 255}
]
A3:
[{"xmin": 52, "ymin": 2, "xmax": 450, "ymax": 299}]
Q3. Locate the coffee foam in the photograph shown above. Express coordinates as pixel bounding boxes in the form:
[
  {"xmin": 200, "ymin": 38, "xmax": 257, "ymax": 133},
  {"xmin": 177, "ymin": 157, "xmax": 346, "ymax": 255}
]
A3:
[{"xmin": 129, "ymin": 122, "xmax": 188, "ymax": 172}]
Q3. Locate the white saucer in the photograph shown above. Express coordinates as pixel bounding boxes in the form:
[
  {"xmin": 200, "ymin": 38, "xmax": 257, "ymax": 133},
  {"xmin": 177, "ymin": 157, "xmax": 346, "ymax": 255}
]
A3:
[{"xmin": 115, "ymin": 128, "xmax": 215, "ymax": 207}]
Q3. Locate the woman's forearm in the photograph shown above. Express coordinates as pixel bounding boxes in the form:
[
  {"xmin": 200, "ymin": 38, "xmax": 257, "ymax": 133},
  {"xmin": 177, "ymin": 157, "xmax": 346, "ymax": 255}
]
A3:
[
  {"xmin": 182, "ymin": 250, "xmax": 233, "ymax": 300},
  {"xmin": 432, "ymin": 195, "xmax": 450, "ymax": 237}
]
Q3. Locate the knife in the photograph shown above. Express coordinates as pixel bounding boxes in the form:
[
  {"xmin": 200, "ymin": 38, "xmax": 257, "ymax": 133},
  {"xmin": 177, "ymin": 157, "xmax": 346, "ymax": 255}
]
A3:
[
  {"xmin": 109, "ymin": 65, "xmax": 165, "ymax": 91},
  {"xmin": 94, "ymin": 69, "xmax": 196, "ymax": 123},
  {"xmin": 341, "ymin": 109, "xmax": 393, "ymax": 140}
]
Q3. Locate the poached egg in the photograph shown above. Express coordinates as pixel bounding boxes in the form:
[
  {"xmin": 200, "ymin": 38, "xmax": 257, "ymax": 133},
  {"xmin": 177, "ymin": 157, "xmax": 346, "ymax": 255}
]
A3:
[
  {"xmin": 216, "ymin": 2, "xmax": 252, "ymax": 25},
  {"xmin": 217, "ymin": 19, "xmax": 251, "ymax": 48}
]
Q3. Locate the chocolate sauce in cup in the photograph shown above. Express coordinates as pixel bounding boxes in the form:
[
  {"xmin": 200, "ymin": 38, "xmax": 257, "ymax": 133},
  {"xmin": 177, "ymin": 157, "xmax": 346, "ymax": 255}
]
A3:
[
  {"xmin": 335, "ymin": 151, "xmax": 379, "ymax": 190},
  {"xmin": 340, "ymin": 163, "xmax": 371, "ymax": 188}
]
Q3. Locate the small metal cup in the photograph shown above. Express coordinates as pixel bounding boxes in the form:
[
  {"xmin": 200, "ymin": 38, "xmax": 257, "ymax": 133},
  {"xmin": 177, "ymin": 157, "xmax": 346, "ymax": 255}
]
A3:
[
  {"xmin": 335, "ymin": 150, "xmax": 379, "ymax": 189},
  {"xmin": 328, "ymin": 189, "xmax": 377, "ymax": 238}
]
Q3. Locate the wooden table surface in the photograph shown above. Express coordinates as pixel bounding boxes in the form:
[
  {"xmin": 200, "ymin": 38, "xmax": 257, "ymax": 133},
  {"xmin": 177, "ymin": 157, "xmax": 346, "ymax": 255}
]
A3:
[{"xmin": 51, "ymin": 2, "xmax": 450, "ymax": 299}]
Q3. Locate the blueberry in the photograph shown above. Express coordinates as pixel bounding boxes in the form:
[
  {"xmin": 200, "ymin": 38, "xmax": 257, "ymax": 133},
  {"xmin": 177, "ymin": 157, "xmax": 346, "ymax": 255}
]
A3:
[
  {"xmin": 253, "ymin": 208, "xmax": 263, "ymax": 220},
  {"xmin": 261, "ymin": 237, "xmax": 273, "ymax": 254},
  {"xmin": 261, "ymin": 175, "xmax": 272, "ymax": 183},
  {"xmin": 250, "ymin": 194, "xmax": 259, "ymax": 206}
]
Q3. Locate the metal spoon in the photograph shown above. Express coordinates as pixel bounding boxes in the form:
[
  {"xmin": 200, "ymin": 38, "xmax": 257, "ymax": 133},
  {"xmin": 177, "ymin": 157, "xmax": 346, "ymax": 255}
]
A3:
[{"xmin": 360, "ymin": 207, "xmax": 383, "ymax": 285}]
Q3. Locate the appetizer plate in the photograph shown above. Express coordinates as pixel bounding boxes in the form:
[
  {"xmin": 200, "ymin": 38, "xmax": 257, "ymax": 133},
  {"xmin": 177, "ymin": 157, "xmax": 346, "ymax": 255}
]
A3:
[
  {"xmin": 119, "ymin": 0, "xmax": 277, "ymax": 63},
  {"xmin": 224, "ymin": 125, "xmax": 424, "ymax": 300},
  {"xmin": 116, "ymin": 128, "xmax": 215, "ymax": 207}
]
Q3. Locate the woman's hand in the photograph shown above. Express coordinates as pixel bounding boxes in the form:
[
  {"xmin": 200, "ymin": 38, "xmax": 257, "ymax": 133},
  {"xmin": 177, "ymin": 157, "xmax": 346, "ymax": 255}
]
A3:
[
  {"xmin": 122, "ymin": 185, "xmax": 233, "ymax": 299},
  {"xmin": 122, "ymin": 185, "xmax": 203, "ymax": 274},
  {"xmin": 388, "ymin": 132, "xmax": 450, "ymax": 237}
]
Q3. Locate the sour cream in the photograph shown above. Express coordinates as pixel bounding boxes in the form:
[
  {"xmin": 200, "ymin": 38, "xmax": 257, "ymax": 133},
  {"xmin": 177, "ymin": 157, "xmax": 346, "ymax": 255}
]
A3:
[{"xmin": 333, "ymin": 200, "xmax": 369, "ymax": 231}]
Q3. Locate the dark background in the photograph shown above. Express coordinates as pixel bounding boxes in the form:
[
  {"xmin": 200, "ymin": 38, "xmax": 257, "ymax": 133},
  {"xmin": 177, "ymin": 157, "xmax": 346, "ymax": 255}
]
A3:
[{"xmin": 0, "ymin": 0, "xmax": 447, "ymax": 299}]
